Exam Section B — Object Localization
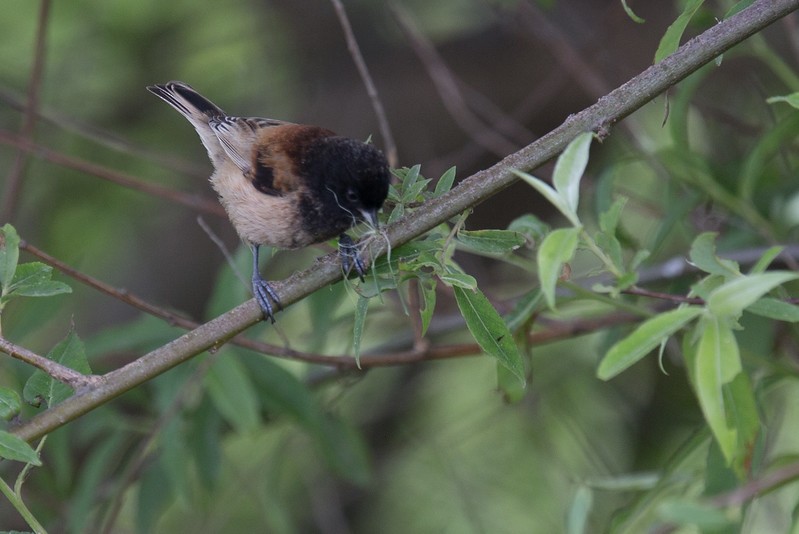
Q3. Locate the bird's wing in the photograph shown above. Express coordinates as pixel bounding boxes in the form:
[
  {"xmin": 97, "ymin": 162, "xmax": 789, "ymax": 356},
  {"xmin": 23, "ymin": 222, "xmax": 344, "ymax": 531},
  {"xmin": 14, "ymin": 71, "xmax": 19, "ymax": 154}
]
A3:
[{"xmin": 209, "ymin": 116, "xmax": 290, "ymax": 176}]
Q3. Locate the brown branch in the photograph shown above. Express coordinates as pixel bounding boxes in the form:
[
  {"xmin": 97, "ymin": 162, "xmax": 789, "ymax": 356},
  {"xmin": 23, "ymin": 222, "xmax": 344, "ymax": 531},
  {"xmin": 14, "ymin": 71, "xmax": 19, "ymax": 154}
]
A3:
[
  {"xmin": 10, "ymin": 0, "xmax": 798, "ymax": 444},
  {"xmin": 330, "ymin": 0, "xmax": 398, "ymax": 167},
  {"xmin": 622, "ymin": 287, "xmax": 706, "ymax": 305},
  {"xmin": 0, "ymin": 337, "xmax": 100, "ymax": 390},
  {"xmin": 0, "ymin": 130, "xmax": 225, "ymax": 217},
  {"xmin": 1, "ymin": 0, "xmax": 51, "ymax": 221}
]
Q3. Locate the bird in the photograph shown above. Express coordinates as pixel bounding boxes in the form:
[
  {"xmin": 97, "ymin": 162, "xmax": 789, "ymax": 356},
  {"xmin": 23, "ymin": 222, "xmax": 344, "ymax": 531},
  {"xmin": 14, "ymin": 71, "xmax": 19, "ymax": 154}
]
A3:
[{"xmin": 147, "ymin": 81, "xmax": 390, "ymax": 322}]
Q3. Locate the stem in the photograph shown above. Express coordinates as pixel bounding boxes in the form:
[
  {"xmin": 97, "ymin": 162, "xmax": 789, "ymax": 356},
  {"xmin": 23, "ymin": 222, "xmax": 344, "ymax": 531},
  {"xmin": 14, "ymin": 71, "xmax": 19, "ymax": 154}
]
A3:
[{"xmin": 0, "ymin": 475, "xmax": 47, "ymax": 534}]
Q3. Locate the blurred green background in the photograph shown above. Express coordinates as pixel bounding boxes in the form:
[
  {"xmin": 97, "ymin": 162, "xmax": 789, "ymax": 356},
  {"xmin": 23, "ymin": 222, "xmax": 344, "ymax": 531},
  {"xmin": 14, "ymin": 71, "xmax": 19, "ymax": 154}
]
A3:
[{"xmin": 2, "ymin": 0, "xmax": 799, "ymax": 532}]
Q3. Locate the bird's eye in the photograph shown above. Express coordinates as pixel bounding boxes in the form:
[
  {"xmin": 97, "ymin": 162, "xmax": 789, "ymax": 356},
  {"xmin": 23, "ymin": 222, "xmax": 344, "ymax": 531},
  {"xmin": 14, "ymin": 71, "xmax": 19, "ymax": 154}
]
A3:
[{"xmin": 345, "ymin": 188, "xmax": 359, "ymax": 204}]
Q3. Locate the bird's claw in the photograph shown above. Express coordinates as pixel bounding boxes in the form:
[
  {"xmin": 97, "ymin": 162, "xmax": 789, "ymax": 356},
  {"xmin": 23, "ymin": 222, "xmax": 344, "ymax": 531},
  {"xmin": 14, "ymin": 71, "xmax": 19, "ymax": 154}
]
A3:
[
  {"xmin": 252, "ymin": 276, "xmax": 282, "ymax": 323},
  {"xmin": 339, "ymin": 234, "xmax": 367, "ymax": 281}
]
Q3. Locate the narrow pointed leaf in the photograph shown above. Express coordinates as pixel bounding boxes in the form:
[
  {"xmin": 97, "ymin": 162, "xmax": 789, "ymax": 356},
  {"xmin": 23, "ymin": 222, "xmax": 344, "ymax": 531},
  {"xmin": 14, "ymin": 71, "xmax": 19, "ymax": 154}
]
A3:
[
  {"xmin": 693, "ymin": 317, "xmax": 740, "ymax": 465},
  {"xmin": 746, "ymin": 297, "xmax": 799, "ymax": 322},
  {"xmin": 598, "ymin": 307, "xmax": 703, "ymax": 380},
  {"xmin": 453, "ymin": 286, "xmax": 525, "ymax": 384},
  {"xmin": 707, "ymin": 272, "xmax": 799, "ymax": 317},
  {"xmin": 514, "ymin": 170, "xmax": 580, "ymax": 227},
  {"xmin": 434, "ymin": 166, "xmax": 457, "ymax": 196},
  {"xmin": 553, "ymin": 131, "xmax": 592, "ymax": 215},
  {"xmin": 654, "ymin": 0, "xmax": 705, "ymax": 63},
  {"xmin": 537, "ymin": 227, "xmax": 579, "ymax": 309},
  {"xmin": 457, "ymin": 229, "xmax": 526, "ymax": 255}
]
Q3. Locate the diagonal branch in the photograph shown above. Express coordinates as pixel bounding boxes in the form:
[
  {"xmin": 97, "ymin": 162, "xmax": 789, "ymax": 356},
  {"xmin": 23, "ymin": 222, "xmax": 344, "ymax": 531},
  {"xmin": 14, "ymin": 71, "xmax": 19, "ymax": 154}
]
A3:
[{"xmin": 11, "ymin": 0, "xmax": 799, "ymax": 444}]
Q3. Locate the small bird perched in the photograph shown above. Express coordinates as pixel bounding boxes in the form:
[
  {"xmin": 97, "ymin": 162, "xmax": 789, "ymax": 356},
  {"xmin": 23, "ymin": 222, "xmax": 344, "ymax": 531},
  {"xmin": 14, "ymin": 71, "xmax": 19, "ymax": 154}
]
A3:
[{"xmin": 147, "ymin": 81, "xmax": 390, "ymax": 322}]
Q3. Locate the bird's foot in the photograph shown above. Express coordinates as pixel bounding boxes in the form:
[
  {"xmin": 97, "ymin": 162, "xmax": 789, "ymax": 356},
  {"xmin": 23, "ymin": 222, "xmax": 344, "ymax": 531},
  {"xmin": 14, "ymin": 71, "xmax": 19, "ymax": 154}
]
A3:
[
  {"xmin": 339, "ymin": 234, "xmax": 367, "ymax": 281},
  {"xmin": 252, "ymin": 275, "xmax": 282, "ymax": 323}
]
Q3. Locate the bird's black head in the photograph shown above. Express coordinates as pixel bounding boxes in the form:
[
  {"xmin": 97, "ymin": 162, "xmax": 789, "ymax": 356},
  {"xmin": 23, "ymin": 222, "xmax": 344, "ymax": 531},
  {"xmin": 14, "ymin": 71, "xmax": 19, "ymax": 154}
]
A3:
[{"xmin": 299, "ymin": 136, "xmax": 390, "ymax": 240}]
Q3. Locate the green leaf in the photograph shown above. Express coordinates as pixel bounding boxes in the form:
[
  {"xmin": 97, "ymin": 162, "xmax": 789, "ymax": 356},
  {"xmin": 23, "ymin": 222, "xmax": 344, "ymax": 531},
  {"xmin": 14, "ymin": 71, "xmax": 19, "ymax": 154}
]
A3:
[
  {"xmin": 0, "ymin": 387, "xmax": 21, "ymax": 420},
  {"xmin": 438, "ymin": 267, "xmax": 477, "ymax": 290},
  {"xmin": 689, "ymin": 232, "xmax": 739, "ymax": 277},
  {"xmin": 0, "ymin": 223, "xmax": 20, "ymax": 293},
  {"xmin": 537, "ymin": 227, "xmax": 579, "ymax": 309},
  {"xmin": 595, "ymin": 231, "xmax": 624, "ymax": 273},
  {"xmin": 205, "ymin": 355, "xmax": 260, "ymax": 433},
  {"xmin": 353, "ymin": 296, "xmax": 369, "ymax": 366},
  {"xmin": 507, "ymin": 214, "xmax": 548, "ymax": 243},
  {"xmin": 497, "ymin": 359, "xmax": 527, "ymax": 404},
  {"xmin": 8, "ymin": 262, "xmax": 71, "ymax": 297},
  {"xmin": 746, "ymin": 297, "xmax": 799, "ymax": 322},
  {"xmin": 598, "ymin": 196, "xmax": 627, "ymax": 236},
  {"xmin": 657, "ymin": 499, "xmax": 734, "ymax": 530},
  {"xmin": 566, "ymin": 486, "xmax": 593, "ymax": 534},
  {"xmin": 654, "ymin": 0, "xmax": 705, "ymax": 63},
  {"xmin": 434, "ymin": 166, "xmax": 457, "ymax": 196},
  {"xmin": 456, "ymin": 229, "xmax": 526, "ymax": 255},
  {"xmin": 553, "ymin": 131, "xmax": 593, "ymax": 215},
  {"xmin": 23, "ymin": 329, "xmax": 91, "ymax": 408},
  {"xmin": 723, "ymin": 372, "xmax": 760, "ymax": 474},
  {"xmin": 597, "ymin": 307, "xmax": 703, "ymax": 380},
  {"xmin": 707, "ymin": 271, "xmax": 799, "ymax": 317},
  {"xmin": 0, "ymin": 430, "xmax": 41, "ymax": 465},
  {"xmin": 505, "ymin": 288, "xmax": 543, "ymax": 332},
  {"xmin": 514, "ymin": 170, "xmax": 580, "ymax": 227},
  {"xmin": 418, "ymin": 277, "xmax": 437, "ymax": 336},
  {"xmin": 620, "ymin": 0, "xmax": 645, "ymax": 23},
  {"xmin": 453, "ymin": 286, "xmax": 525, "ymax": 384},
  {"xmin": 749, "ymin": 246, "xmax": 785, "ymax": 274},
  {"xmin": 693, "ymin": 318, "xmax": 740, "ymax": 465},
  {"xmin": 767, "ymin": 92, "xmax": 799, "ymax": 110}
]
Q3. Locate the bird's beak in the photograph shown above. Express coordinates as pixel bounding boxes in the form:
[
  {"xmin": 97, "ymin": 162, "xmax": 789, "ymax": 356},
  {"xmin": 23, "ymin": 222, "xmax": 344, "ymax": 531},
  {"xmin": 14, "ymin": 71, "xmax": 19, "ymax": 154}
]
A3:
[{"xmin": 360, "ymin": 208, "xmax": 380, "ymax": 228}]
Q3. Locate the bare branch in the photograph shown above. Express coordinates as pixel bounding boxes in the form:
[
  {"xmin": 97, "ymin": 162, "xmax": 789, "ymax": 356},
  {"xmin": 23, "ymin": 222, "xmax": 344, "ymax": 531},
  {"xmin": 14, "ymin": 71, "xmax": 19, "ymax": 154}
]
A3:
[
  {"xmin": 390, "ymin": 2, "xmax": 520, "ymax": 157},
  {"xmin": 1, "ymin": 0, "xmax": 52, "ymax": 221},
  {"xmin": 330, "ymin": 0, "xmax": 398, "ymax": 167}
]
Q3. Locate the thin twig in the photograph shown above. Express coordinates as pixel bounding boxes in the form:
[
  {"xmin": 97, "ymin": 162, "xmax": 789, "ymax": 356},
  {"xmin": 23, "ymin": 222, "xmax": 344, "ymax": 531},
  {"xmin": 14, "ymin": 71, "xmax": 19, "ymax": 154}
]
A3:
[
  {"xmin": 0, "ymin": 337, "xmax": 100, "ymax": 390},
  {"xmin": 390, "ymin": 2, "xmax": 520, "ymax": 157},
  {"xmin": 330, "ymin": 0, "xmax": 398, "ymax": 167},
  {"xmin": 0, "ymin": 84, "xmax": 208, "ymax": 178},
  {"xmin": 0, "ymin": 130, "xmax": 225, "ymax": 217},
  {"xmin": 1, "ymin": 0, "xmax": 52, "ymax": 221},
  {"xmin": 623, "ymin": 287, "xmax": 705, "ymax": 305}
]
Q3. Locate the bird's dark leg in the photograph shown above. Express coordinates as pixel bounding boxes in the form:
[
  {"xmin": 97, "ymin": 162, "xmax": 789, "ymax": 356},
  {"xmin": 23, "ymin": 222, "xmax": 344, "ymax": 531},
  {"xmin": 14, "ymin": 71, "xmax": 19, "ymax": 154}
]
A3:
[
  {"xmin": 339, "ymin": 234, "xmax": 367, "ymax": 281},
  {"xmin": 251, "ymin": 244, "xmax": 282, "ymax": 323}
]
